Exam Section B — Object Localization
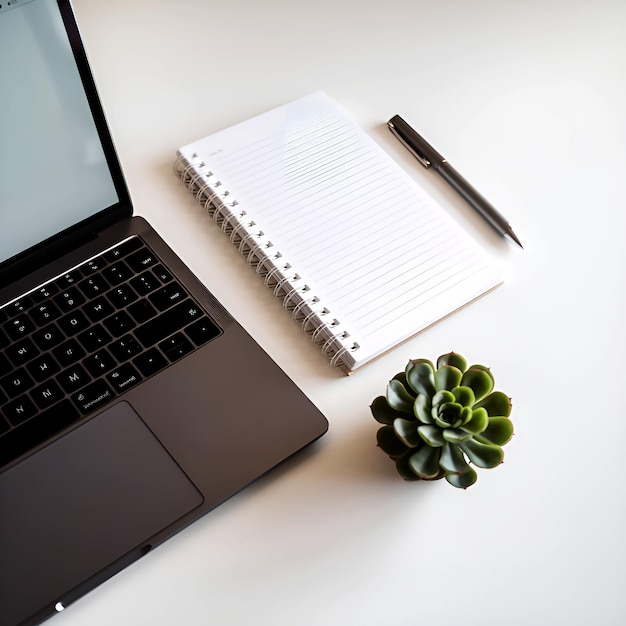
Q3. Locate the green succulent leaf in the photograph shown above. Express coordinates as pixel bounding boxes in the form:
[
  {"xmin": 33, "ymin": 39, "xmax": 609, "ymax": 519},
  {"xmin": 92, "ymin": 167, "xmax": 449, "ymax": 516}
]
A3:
[
  {"xmin": 417, "ymin": 424, "xmax": 445, "ymax": 447},
  {"xmin": 386, "ymin": 379, "xmax": 415, "ymax": 413},
  {"xmin": 414, "ymin": 394, "xmax": 433, "ymax": 424},
  {"xmin": 436, "ymin": 352, "xmax": 468, "ymax": 372},
  {"xmin": 405, "ymin": 359, "xmax": 436, "ymax": 397},
  {"xmin": 459, "ymin": 438, "xmax": 504, "ymax": 468},
  {"xmin": 442, "ymin": 428, "xmax": 473, "ymax": 443},
  {"xmin": 445, "ymin": 466, "xmax": 477, "ymax": 489},
  {"xmin": 468, "ymin": 364, "xmax": 495, "ymax": 378},
  {"xmin": 391, "ymin": 372, "xmax": 416, "ymax": 397},
  {"xmin": 432, "ymin": 390, "xmax": 455, "ymax": 408},
  {"xmin": 370, "ymin": 396, "xmax": 405, "ymax": 425},
  {"xmin": 377, "ymin": 425, "xmax": 410, "ymax": 458},
  {"xmin": 409, "ymin": 445, "xmax": 442, "ymax": 479},
  {"xmin": 460, "ymin": 406, "xmax": 473, "ymax": 425},
  {"xmin": 439, "ymin": 442, "xmax": 470, "ymax": 473},
  {"xmin": 475, "ymin": 417, "xmax": 514, "ymax": 446},
  {"xmin": 460, "ymin": 367, "xmax": 494, "ymax": 402},
  {"xmin": 475, "ymin": 391, "xmax": 512, "ymax": 417},
  {"xmin": 460, "ymin": 407, "xmax": 489, "ymax": 434},
  {"xmin": 435, "ymin": 365, "xmax": 463, "ymax": 392},
  {"xmin": 452, "ymin": 385, "xmax": 475, "ymax": 408},
  {"xmin": 395, "ymin": 451, "xmax": 421, "ymax": 480},
  {"xmin": 433, "ymin": 402, "xmax": 464, "ymax": 429},
  {"xmin": 393, "ymin": 418, "xmax": 422, "ymax": 448}
]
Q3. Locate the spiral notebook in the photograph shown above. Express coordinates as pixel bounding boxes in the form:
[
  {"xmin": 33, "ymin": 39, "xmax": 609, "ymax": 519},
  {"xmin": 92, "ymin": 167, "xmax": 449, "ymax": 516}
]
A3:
[{"xmin": 174, "ymin": 92, "xmax": 502, "ymax": 373}]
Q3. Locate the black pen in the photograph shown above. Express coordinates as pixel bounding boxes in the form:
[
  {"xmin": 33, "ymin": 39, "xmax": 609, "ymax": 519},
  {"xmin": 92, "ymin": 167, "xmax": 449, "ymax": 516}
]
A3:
[{"xmin": 387, "ymin": 115, "xmax": 523, "ymax": 248}]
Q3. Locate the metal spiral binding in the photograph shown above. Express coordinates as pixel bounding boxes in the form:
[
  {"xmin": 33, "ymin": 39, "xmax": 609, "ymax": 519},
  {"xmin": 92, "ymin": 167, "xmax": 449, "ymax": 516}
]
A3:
[
  {"xmin": 291, "ymin": 294, "xmax": 318, "ymax": 321},
  {"xmin": 174, "ymin": 152, "xmax": 361, "ymax": 369}
]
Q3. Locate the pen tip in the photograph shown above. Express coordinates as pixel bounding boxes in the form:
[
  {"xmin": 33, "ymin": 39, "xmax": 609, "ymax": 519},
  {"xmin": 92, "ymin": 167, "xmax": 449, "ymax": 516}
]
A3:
[{"xmin": 508, "ymin": 230, "xmax": 523, "ymax": 249}]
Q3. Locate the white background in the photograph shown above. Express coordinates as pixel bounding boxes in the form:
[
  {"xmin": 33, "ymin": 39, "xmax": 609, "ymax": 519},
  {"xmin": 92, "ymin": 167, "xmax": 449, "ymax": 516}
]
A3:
[{"xmin": 56, "ymin": 1, "xmax": 626, "ymax": 624}]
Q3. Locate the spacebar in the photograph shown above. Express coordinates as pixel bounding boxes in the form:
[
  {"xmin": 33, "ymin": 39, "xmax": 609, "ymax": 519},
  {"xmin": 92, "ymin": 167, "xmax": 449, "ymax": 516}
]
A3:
[{"xmin": 0, "ymin": 400, "xmax": 80, "ymax": 468}]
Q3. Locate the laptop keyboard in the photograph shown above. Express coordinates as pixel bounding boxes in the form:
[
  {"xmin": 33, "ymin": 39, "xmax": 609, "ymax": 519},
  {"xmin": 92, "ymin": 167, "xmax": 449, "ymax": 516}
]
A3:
[{"xmin": 0, "ymin": 237, "xmax": 221, "ymax": 468}]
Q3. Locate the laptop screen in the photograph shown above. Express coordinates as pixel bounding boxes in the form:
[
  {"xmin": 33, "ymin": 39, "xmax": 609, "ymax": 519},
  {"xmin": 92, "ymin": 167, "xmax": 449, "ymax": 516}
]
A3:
[{"xmin": 0, "ymin": 0, "xmax": 120, "ymax": 265}]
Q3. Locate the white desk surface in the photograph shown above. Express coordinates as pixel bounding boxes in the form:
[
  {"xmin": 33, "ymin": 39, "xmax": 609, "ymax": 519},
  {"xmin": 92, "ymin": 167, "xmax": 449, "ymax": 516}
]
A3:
[{"xmin": 58, "ymin": 1, "xmax": 626, "ymax": 624}]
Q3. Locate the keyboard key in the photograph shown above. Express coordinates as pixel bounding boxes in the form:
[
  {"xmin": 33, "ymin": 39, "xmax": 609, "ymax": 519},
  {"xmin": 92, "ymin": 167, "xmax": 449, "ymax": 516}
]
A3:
[
  {"xmin": 130, "ymin": 271, "xmax": 161, "ymax": 296},
  {"xmin": 6, "ymin": 338, "xmax": 39, "ymax": 367},
  {"xmin": 31, "ymin": 282, "xmax": 59, "ymax": 303},
  {"xmin": 185, "ymin": 316, "xmax": 221, "ymax": 346},
  {"xmin": 3, "ymin": 395, "xmax": 37, "ymax": 425},
  {"xmin": 78, "ymin": 274, "xmax": 109, "ymax": 297},
  {"xmin": 0, "ymin": 415, "xmax": 9, "ymax": 436},
  {"xmin": 103, "ymin": 237, "xmax": 142, "ymax": 263},
  {"xmin": 31, "ymin": 301, "xmax": 62, "ymax": 326},
  {"xmin": 71, "ymin": 379, "xmax": 114, "ymax": 414},
  {"xmin": 57, "ymin": 364, "xmax": 91, "ymax": 394},
  {"xmin": 27, "ymin": 354, "xmax": 61, "ymax": 383},
  {"xmin": 0, "ymin": 368, "xmax": 35, "ymax": 398},
  {"xmin": 77, "ymin": 324, "xmax": 112, "ymax": 352},
  {"xmin": 134, "ymin": 300, "xmax": 201, "ymax": 347},
  {"xmin": 127, "ymin": 299, "xmax": 157, "ymax": 324},
  {"xmin": 84, "ymin": 296, "xmax": 115, "ymax": 322},
  {"xmin": 133, "ymin": 348, "xmax": 168, "ymax": 377},
  {"xmin": 54, "ymin": 270, "xmax": 81, "ymax": 288},
  {"xmin": 0, "ymin": 400, "xmax": 80, "ymax": 468},
  {"xmin": 6, "ymin": 297, "xmax": 33, "ymax": 318},
  {"xmin": 159, "ymin": 333, "xmax": 194, "ymax": 362},
  {"xmin": 80, "ymin": 257, "xmax": 108, "ymax": 276},
  {"xmin": 5, "ymin": 315, "xmax": 36, "ymax": 340},
  {"xmin": 109, "ymin": 335, "xmax": 143, "ymax": 362},
  {"xmin": 102, "ymin": 261, "xmax": 133, "ymax": 285},
  {"xmin": 84, "ymin": 348, "xmax": 116, "ymax": 377},
  {"xmin": 107, "ymin": 363, "xmax": 142, "ymax": 393},
  {"xmin": 32, "ymin": 323, "xmax": 65, "ymax": 351},
  {"xmin": 149, "ymin": 282, "xmax": 187, "ymax": 311},
  {"xmin": 58, "ymin": 310, "xmax": 90, "ymax": 336},
  {"xmin": 54, "ymin": 286, "xmax": 86, "ymax": 312},
  {"xmin": 103, "ymin": 311, "xmax": 136, "ymax": 337},
  {"xmin": 107, "ymin": 284, "xmax": 138, "ymax": 308},
  {"xmin": 31, "ymin": 380, "xmax": 64, "ymax": 410},
  {"xmin": 53, "ymin": 338, "xmax": 86, "ymax": 367},
  {"xmin": 152, "ymin": 264, "xmax": 173, "ymax": 284},
  {"xmin": 126, "ymin": 249, "xmax": 158, "ymax": 273}
]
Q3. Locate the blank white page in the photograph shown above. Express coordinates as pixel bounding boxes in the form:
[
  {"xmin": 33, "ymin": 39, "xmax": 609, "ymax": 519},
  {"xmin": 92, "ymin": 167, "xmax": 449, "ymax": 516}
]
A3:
[{"xmin": 178, "ymin": 92, "xmax": 502, "ymax": 370}]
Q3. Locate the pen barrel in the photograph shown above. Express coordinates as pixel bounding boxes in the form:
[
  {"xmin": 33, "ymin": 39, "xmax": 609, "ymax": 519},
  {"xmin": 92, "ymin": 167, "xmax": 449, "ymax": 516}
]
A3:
[{"xmin": 437, "ymin": 163, "xmax": 510, "ymax": 234}]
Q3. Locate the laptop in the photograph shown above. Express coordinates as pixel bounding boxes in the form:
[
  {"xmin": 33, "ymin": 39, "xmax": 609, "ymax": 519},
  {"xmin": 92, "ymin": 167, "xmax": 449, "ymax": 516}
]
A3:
[{"xmin": 0, "ymin": 1, "xmax": 328, "ymax": 624}]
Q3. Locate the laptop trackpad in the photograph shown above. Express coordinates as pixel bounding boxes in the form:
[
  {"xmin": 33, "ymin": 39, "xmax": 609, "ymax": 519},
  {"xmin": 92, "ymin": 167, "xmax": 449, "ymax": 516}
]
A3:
[{"xmin": 0, "ymin": 401, "xmax": 203, "ymax": 624}]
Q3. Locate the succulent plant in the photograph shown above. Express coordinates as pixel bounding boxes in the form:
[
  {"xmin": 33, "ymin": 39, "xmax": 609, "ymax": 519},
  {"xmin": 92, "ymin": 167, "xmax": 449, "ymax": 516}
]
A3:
[{"xmin": 370, "ymin": 352, "xmax": 514, "ymax": 489}]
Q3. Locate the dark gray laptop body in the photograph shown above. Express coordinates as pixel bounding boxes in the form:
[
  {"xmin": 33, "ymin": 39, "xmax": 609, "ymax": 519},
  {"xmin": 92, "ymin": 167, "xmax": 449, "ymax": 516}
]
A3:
[{"xmin": 0, "ymin": 2, "xmax": 328, "ymax": 624}]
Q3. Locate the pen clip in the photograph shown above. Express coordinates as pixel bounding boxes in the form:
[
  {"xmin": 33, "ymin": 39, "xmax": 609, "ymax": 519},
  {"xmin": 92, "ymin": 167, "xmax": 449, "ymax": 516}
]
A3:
[{"xmin": 387, "ymin": 119, "xmax": 432, "ymax": 169}]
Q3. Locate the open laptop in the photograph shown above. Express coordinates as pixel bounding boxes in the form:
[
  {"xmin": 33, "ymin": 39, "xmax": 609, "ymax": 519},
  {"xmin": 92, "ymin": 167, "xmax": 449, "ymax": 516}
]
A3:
[{"xmin": 0, "ymin": 1, "xmax": 328, "ymax": 624}]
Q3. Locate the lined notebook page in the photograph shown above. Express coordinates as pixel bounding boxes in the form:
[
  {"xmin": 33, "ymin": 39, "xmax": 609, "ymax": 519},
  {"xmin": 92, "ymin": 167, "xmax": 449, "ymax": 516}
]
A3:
[{"xmin": 178, "ymin": 92, "xmax": 502, "ymax": 370}]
